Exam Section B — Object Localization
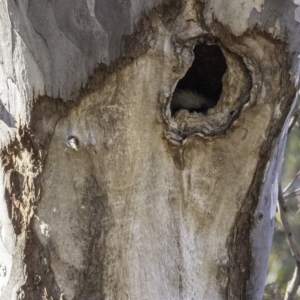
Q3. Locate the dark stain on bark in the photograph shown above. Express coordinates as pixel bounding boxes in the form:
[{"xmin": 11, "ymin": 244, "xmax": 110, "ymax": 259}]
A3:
[
  {"xmin": 74, "ymin": 178, "xmax": 113, "ymax": 300},
  {"xmin": 1, "ymin": 127, "xmax": 36, "ymax": 235},
  {"xmin": 21, "ymin": 228, "xmax": 61, "ymax": 300},
  {"xmin": 195, "ymin": 0, "xmax": 210, "ymax": 32},
  {"xmin": 0, "ymin": 97, "xmax": 73, "ymax": 298}
]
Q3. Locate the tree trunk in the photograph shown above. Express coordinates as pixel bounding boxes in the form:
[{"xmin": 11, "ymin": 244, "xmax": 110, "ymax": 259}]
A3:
[{"xmin": 0, "ymin": 0, "xmax": 299, "ymax": 299}]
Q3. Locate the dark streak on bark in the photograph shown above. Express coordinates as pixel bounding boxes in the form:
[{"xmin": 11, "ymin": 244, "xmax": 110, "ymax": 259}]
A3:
[
  {"xmin": 1, "ymin": 127, "xmax": 36, "ymax": 235},
  {"xmin": 195, "ymin": 0, "xmax": 210, "ymax": 32},
  {"xmin": 21, "ymin": 229, "xmax": 61, "ymax": 300},
  {"xmin": 123, "ymin": 10, "xmax": 159, "ymax": 60},
  {"xmin": 0, "ymin": 98, "xmax": 71, "ymax": 299},
  {"xmin": 21, "ymin": 93, "xmax": 115, "ymax": 299},
  {"xmin": 74, "ymin": 181, "xmax": 113, "ymax": 300}
]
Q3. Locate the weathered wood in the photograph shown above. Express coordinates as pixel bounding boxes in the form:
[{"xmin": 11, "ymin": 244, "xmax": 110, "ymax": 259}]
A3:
[{"xmin": 0, "ymin": 0, "xmax": 299, "ymax": 299}]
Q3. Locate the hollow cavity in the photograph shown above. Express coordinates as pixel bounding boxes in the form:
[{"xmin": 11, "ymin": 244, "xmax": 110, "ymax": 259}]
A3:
[{"xmin": 171, "ymin": 43, "xmax": 227, "ymax": 115}]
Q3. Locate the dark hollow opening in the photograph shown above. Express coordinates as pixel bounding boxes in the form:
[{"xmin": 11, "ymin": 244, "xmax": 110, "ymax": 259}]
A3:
[{"xmin": 171, "ymin": 43, "xmax": 227, "ymax": 115}]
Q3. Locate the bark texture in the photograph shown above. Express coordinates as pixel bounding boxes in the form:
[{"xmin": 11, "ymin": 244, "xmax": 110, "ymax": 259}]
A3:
[{"xmin": 0, "ymin": 0, "xmax": 300, "ymax": 299}]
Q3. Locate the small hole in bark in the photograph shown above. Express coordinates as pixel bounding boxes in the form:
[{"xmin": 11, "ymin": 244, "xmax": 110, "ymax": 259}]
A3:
[
  {"xmin": 257, "ymin": 213, "xmax": 263, "ymax": 220},
  {"xmin": 171, "ymin": 43, "xmax": 227, "ymax": 115},
  {"xmin": 66, "ymin": 136, "xmax": 79, "ymax": 151}
]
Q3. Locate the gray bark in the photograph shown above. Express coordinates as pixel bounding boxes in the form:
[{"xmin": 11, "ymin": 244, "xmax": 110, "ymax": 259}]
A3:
[{"xmin": 0, "ymin": 0, "xmax": 299, "ymax": 299}]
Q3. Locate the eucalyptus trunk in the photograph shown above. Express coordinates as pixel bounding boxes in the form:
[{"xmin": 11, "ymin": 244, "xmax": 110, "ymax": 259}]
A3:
[{"xmin": 0, "ymin": 0, "xmax": 299, "ymax": 299}]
